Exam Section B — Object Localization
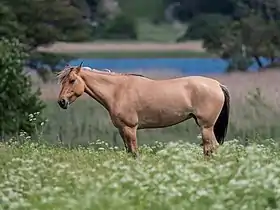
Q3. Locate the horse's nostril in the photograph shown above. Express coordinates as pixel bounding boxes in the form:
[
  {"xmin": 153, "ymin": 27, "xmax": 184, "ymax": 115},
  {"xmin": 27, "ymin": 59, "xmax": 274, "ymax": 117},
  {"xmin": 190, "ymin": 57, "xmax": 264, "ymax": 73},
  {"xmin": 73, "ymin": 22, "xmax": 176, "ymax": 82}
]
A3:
[
  {"xmin": 58, "ymin": 98, "xmax": 69, "ymax": 109},
  {"xmin": 58, "ymin": 99, "xmax": 66, "ymax": 106},
  {"xmin": 61, "ymin": 99, "xmax": 66, "ymax": 105}
]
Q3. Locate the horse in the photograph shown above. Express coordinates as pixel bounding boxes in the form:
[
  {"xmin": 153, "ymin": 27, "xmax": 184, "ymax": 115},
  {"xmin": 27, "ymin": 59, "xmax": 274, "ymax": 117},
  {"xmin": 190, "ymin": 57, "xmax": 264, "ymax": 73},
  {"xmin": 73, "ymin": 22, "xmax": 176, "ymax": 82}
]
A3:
[{"xmin": 56, "ymin": 62, "xmax": 230, "ymax": 158}]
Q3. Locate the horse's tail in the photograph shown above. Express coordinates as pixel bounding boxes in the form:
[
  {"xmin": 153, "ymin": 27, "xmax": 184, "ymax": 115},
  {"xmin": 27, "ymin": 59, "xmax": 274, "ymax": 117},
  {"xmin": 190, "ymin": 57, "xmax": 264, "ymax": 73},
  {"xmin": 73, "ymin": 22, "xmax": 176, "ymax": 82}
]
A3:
[{"xmin": 214, "ymin": 84, "xmax": 230, "ymax": 145}]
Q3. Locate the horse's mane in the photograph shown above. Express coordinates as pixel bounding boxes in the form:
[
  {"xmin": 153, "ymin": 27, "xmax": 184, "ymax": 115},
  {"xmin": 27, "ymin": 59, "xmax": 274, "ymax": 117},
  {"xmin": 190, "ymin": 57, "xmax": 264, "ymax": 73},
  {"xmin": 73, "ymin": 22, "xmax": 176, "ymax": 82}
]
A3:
[{"xmin": 56, "ymin": 65, "xmax": 147, "ymax": 84}]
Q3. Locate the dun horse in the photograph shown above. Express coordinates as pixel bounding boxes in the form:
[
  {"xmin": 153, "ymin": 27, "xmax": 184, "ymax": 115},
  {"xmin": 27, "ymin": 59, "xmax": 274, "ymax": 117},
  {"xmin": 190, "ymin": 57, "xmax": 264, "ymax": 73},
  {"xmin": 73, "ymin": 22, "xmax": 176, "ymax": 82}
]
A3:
[{"xmin": 57, "ymin": 62, "xmax": 230, "ymax": 158}]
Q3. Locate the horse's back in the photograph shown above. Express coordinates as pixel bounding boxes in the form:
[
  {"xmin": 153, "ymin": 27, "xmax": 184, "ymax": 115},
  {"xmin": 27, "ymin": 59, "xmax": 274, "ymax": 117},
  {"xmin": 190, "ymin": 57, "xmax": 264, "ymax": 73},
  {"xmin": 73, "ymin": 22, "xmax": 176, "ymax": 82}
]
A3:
[
  {"xmin": 182, "ymin": 75, "xmax": 221, "ymax": 86},
  {"xmin": 156, "ymin": 75, "xmax": 223, "ymax": 97},
  {"xmin": 129, "ymin": 75, "xmax": 223, "ymax": 103},
  {"xmin": 143, "ymin": 75, "xmax": 221, "ymax": 87}
]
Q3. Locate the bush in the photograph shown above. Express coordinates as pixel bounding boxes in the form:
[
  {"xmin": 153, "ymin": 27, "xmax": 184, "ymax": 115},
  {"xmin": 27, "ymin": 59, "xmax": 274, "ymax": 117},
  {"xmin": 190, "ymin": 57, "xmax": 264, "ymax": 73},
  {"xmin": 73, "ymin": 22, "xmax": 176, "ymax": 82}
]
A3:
[
  {"xmin": 97, "ymin": 13, "xmax": 138, "ymax": 40},
  {"xmin": 177, "ymin": 13, "xmax": 231, "ymax": 41},
  {"xmin": 0, "ymin": 38, "xmax": 46, "ymax": 139}
]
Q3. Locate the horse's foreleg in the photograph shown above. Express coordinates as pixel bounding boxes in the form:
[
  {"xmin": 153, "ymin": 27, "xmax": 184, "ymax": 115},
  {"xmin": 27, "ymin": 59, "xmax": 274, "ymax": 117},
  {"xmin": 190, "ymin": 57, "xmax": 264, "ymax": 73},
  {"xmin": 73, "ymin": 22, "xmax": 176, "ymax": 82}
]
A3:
[
  {"xmin": 118, "ymin": 129, "xmax": 129, "ymax": 152},
  {"xmin": 119, "ymin": 126, "xmax": 139, "ymax": 158},
  {"xmin": 201, "ymin": 126, "xmax": 219, "ymax": 156}
]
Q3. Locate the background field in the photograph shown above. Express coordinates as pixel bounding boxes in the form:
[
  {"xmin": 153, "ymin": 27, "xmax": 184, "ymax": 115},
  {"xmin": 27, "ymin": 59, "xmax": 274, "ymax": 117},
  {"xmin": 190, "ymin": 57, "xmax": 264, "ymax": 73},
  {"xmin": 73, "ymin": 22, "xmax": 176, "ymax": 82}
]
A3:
[
  {"xmin": 30, "ymin": 67, "xmax": 280, "ymax": 149},
  {"xmin": 38, "ymin": 40, "xmax": 205, "ymax": 53},
  {"xmin": 38, "ymin": 40, "xmax": 210, "ymax": 59}
]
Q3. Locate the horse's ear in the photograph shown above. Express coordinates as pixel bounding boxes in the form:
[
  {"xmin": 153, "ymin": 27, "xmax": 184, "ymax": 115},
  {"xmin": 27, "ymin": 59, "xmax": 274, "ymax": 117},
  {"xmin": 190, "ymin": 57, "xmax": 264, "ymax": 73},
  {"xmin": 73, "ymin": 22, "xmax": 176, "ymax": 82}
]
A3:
[{"xmin": 75, "ymin": 61, "xmax": 83, "ymax": 74}]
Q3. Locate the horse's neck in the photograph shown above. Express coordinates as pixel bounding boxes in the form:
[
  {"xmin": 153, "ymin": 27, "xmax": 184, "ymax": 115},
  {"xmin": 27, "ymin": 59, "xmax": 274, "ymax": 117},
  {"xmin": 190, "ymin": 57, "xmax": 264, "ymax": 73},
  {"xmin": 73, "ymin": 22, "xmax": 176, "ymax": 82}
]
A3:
[{"xmin": 80, "ymin": 70, "xmax": 117, "ymax": 110}]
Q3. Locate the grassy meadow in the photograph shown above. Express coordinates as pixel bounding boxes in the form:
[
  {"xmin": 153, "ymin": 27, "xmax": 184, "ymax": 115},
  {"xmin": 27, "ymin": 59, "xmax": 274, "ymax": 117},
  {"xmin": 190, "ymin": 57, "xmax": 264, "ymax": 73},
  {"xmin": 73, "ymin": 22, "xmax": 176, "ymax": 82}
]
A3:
[{"xmin": 1, "ymin": 139, "xmax": 280, "ymax": 209}]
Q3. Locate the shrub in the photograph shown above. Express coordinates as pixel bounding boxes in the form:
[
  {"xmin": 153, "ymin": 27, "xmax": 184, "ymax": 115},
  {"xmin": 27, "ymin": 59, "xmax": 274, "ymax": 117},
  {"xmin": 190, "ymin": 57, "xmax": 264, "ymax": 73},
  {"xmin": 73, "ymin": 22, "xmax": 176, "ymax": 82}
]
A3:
[
  {"xmin": 177, "ymin": 13, "xmax": 231, "ymax": 41},
  {"xmin": 0, "ymin": 38, "xmax": 46, "ymax": 139},
  {"xmin": 98, "ymin": 13, "xmax": 138, "ymax": 40}
]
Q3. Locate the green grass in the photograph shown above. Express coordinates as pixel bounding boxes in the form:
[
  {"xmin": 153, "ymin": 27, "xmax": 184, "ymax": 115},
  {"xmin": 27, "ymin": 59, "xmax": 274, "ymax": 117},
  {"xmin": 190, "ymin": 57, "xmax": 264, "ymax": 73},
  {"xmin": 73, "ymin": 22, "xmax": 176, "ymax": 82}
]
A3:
[
  {"xmin": 56, "ymin": 50, "xmax": 213, "ymax": 59},
  {"xmin": 1, "ymin": 139, "xmax": 280, "ymax": 209},
  {"xmin": 136, "ymin": 19, "xmax": 187, "ymax": 42}
]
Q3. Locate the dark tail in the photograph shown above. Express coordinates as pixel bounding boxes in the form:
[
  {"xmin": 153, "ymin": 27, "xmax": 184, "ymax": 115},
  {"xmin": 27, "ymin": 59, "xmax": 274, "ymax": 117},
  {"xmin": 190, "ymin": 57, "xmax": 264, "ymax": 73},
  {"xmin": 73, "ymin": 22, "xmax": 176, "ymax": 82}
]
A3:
[{"xmin": 214, "ymin": 84, "xmax": 230, "ymax": 145}]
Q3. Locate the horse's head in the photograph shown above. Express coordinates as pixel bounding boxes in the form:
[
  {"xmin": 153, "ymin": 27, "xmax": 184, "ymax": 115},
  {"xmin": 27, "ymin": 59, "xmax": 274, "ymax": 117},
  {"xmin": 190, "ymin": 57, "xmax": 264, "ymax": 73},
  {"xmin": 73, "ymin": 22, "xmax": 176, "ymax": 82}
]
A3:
[{"xmin": 57, "ymin": 62, "xmax": 85, "ymax": 109}]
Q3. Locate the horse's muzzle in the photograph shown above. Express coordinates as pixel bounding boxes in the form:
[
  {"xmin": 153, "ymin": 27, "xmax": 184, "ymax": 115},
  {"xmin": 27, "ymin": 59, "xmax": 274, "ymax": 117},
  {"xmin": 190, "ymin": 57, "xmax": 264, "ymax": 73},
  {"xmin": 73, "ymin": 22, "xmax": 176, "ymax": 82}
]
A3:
[{"xmin": 58, "ymin": 98, "xmax": 69, "ymax": 109}]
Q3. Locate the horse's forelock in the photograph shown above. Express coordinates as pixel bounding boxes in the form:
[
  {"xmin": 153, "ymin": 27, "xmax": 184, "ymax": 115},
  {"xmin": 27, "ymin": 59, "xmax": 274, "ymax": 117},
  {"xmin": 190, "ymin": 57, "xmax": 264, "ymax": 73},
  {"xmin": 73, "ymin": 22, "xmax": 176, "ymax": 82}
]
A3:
[{"xmin": 56, "ymin": 66, "xmax": 73, "ymax": 84}]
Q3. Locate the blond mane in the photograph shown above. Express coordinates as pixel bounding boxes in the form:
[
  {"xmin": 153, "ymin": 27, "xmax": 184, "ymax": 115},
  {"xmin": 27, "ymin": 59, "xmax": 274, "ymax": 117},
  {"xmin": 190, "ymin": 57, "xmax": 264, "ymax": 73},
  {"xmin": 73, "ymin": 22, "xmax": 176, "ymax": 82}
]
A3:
[
  {"xmin": 56, "ymin": 65, "xmax": 146, "ymax": 84},
  {"xmin": 56, "ymin": 66, "xmax": 72, "ymax": 84}
]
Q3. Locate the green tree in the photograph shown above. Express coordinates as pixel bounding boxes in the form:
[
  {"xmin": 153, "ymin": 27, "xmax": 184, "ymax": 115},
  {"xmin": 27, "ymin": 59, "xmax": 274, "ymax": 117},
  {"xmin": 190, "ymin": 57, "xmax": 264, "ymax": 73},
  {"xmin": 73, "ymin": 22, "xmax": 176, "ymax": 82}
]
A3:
[
  {"xmin": 0, "ymin": 0, "xmax": 96, "ymax": 83},
  {"xmin": 204, "ymin": 12, "xmax": 280, "ymax": 70},
  {"xmin": 0, "ymin": 3, "xmax": 24, "ymax": 41},
  {"xmin": 177, "ymin": 14, "xmax": 231, "ymax": 41},
  {"xmin": 118, "ymin": 0, "xmax": 166, "ymax": 23},
  {"xmin": 178, "ymin": 0, "xmax": 280, "ymax": 71},
  {"xmin": 97, "ymin": 13, "xmax": 138, "ymax": 40},
  {"xmin": 167, "ymin": 0, "xmax": 234, "ymax": 22},
  {"xmin": 0, "ymin": 38, "xmax": 46, "ymax": 139},
  {"xmin": 1, "ymin": 0, "xmax": 92, "ymax": 50}
]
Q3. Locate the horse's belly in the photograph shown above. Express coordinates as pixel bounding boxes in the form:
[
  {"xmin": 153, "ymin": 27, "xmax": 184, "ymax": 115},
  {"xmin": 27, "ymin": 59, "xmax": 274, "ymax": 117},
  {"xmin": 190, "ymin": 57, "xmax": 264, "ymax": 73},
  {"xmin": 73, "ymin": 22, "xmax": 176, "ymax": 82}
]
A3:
[
  {"xmin": 138, "ymin": 108, "xmax": 191, "ymax": 129},
  {"xmin": 136, "ymin": 86, "xmax": 193, "ymax": 129}
]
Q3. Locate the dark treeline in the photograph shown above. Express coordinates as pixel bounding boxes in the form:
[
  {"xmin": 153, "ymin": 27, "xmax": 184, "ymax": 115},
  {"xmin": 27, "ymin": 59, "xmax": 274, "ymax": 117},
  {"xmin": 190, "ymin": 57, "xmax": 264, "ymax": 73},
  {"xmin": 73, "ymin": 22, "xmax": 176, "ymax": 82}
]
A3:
[
  {"xmin": 172, "ymin": 0, "xmax": 280, "ymax": 71},
  {"xmin": 168, "ymin": 0, "xmax": 235, "ymax": 22},
  {"xmin": 1, "ymin": 0, "xmax": 280, "ymax": 142},
  {"xmin": 0, "ymin": 0, "xmax": 137, "ymax": 82},
  {"xmin": 1, "ymin": 0, "xmax": 280, "ymax": 74}
]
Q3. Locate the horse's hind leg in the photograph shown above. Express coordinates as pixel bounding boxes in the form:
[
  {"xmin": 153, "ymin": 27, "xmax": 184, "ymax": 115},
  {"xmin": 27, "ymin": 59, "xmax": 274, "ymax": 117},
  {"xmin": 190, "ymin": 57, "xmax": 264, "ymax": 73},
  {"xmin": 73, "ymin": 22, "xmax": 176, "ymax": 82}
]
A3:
[
  {"xmin": 200, "ymin": 126, "xmax": 219, "ymax": 156},
  {"xmin": 192, "ymin": 114, "xmax": 219, "ymax": 156},
  {"xmin": 118, "ymin": 129, "xmax": 128, "ymax": 152}
]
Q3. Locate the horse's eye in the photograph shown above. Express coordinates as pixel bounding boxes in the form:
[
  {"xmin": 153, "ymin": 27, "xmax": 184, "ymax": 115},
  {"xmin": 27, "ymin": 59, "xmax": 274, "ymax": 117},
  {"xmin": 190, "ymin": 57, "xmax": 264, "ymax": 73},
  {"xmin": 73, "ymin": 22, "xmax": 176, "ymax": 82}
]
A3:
[{"xmin": 69, "ymin": 79, "xmax": 75, "ymax": 84}]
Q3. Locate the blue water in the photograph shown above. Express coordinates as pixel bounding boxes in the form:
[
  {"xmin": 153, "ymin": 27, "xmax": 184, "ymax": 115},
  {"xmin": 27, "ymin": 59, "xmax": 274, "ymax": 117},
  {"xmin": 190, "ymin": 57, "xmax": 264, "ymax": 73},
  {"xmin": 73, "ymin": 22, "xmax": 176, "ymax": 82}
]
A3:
[{"xmin": 69, "ymin": 57, "xmax": 272, "ymax": 76}]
